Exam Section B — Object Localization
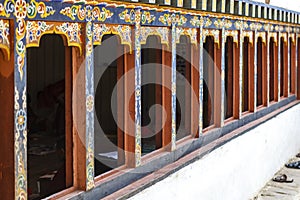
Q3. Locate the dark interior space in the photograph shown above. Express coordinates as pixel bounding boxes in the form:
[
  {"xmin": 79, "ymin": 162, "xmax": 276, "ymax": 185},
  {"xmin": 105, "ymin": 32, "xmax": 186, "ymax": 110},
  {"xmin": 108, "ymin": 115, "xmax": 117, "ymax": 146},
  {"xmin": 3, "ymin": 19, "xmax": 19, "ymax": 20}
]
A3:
[
  {"xmin": 27, "ymin": 34, "xmax": 72, "ymax": 199},
  {"xmin": 225, "ymin": 37, "xmax": 234, "ymax": 119},
  {"xmin": 256, "ymin": 37, "xmax": 263, "ymax": 106},
  {"xmin": 269, "ymin": 37, "xmax": 275, "ymax": 102},
  {"xmin": 280, "ymin": 37, "xmax": 284, "ymax": 97},
  {"xmin": 94, "ymin": 34, "xmax": 125, "ymax": 176},
  {"xmin": 176, "ymin": 36, "xmax": 191, "ymax": 140},
  {"xmin": 203, "ymin": 36, "xmax": 215, "ymax": 129},
  {"xmin": 242, "ymin": 37, "xmax": 249, "ymax": 112},
  {"xmin": 141, "ymin": 36, "xmax": 162, "ymax": 154}
]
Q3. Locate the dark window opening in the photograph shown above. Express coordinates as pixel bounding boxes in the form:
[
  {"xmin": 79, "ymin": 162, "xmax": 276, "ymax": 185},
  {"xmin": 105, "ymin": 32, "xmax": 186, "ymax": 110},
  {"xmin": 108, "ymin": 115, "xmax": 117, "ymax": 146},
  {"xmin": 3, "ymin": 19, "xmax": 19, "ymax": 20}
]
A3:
[
  {"xmin": 203, "ymin": 36, "xmax": 215, "ymax": 129},
  {"xmin": 225, "ymin": 37, "xmax": 234, "ymax": 119},
  {"xmin": 141, "ymin": 36, "xmax": 162, "ymax": 154},
  {"xmin": 94, "ymin": 34, "xmax": 125, "ymax": 176},
  {"xmin": 256, "ymin": 37, "xmax": 263, "ymax": 106},
  {"xmin": 27, "ymin": 35, "xmax": 72, "ymax": 199},
  {"xmin": 269, "ymin": 37, "xmax": 275, "ymax": 101},
  {"xmin": 280, "ymin": 37, "xmax": 284, "ymax": 97},
  {"xmin": 176, "ymin": 36, "xmax": 191, "ymax": 140},
  {"xmin": 242, "ymin": 37, "xmax": 250, "ymax": 112},
  {"xmin": 289, "ymin": 38, "xmax": 293, "ymax": 94}
]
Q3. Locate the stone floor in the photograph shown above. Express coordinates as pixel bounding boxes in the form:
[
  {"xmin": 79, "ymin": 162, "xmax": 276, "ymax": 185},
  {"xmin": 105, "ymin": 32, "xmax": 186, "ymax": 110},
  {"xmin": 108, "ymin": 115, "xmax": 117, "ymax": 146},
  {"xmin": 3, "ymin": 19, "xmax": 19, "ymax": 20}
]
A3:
[{"xmin": 253, "ymin": 156, "xmax": 300, "ymax": 200}]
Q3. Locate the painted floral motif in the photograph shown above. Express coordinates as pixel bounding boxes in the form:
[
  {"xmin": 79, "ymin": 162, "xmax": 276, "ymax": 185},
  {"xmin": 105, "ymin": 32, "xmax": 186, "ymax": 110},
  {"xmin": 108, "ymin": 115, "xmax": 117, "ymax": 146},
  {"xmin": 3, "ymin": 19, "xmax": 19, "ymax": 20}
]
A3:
[
  {"xmin": 92, "ymin": 7, "xmax": 113, "ymax": 22},
  {"xmin": 234, "ymin": 20, "xmax": 248, "ymax": 30},
  {"xmin": 119, "ymin": 9, "xmax": 135, "ymax": 24},
  {"xmin": 26, "ymin": 21, "xmax": 54, "ymax": 46},
  {"xmin": 16, "ymin": 109, "xmax": 26, "ymax": 131},
  {"xmin": 140, "ymin": 26, "xmax": 169, "ymax": 46},
  {"xmin": 0, "ymin": 20, "xmax": 10, "ymax": 58},
  {"xmin": 159, "ymin": 14, "xmax": 172, "ymax": 26},
  {"xmin": 243, "ymin": 31, "xmax": 253, "ymax": 44},
  {"xmin": 60, "ymin": 5, "xmax": 85, "ymax": 21},
  {"xmin": 214, "ymin": 19, "xmax": 232, "ymax": 29},
  {"xmin": 203, "ymin": 29, "xmax": 220, "ymax": 46},
  {"xmin": 250, "ymin": 22, "xmax": 262, "ymax": 31},
  {"xmin": 15, "ymin": 0, "xmax": 26, "ymax": 19},
  {"xmin": 141, "ymin": 11, "xmax": 155, "ymax": 25},
  {"xmin": 225, "ymin": 30, "xmax": 238, "ymax": 44},
  {"xmin": 176, "ymin": 27, "xmax": 198, "ymax": 46},
  {"xmin": 204, "ymin": 18, "xmax": 212, "ymax": 28},
  {"xmin": 0, "ymin": 0, "xmax": 15, "ymax": 17},
  {"xmin": 27, "ymin": 0, "xmax": 55, "ymax": 19},
  {"xmin": 14, "ymin": 86, "xmax": 27, "ymax": 200},
  {"xmin": 256, "ymin": 32, "xmax": 266, "ymax": 43},
  {"xmin": 86, "ymin": 95, "xmax": 94, "ymax": 112},
  {"xmin": 86, "ymin": 147, "xmax": 94, "ymax": 190},
  {"xmin": 56, "ymin": 22, "xmax": 82, "ymax": 45},
  {"xmin": 93, "ymin": 24, "xmax": 132, "ymax": 51},
  {"xmin": 269, "ymin": 32, "xmax": 277, "ymax": 44},
  {"xmin": 190, "ymin": 16, "xmax": 200, "ymax": 27},
  {"xmin": 159, "ymin": 13, "xmax": 187, "ymax": 26}
]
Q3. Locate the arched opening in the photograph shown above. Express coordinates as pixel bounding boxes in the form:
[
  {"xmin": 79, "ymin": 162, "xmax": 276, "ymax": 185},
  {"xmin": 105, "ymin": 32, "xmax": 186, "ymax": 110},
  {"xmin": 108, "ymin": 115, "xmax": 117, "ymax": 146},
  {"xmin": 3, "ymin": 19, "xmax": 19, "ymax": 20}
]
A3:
[
  {"xmin": 203, "ymin": 36, "xmax": 215, "ymax": 129},
  {"xmin": 224, "ymin": 36, "xmax": 234, "ymax": 119},
  {"xmin": 141, "ymin": 35, "xmax": 163, "ymax": 155},
  {"xmin": 176, "ymin": 36, "xmax": 191, "ymax": 141},
  {"xmin": 280, "ymin": 37, "xmax": 285, "ymax": 97},
  {"xmin": 94, "ymin": 34, "xmax": 125, "ymax": 176},
  {"xmin": 27, "ymin": 34, "xmax": 73, "ymax": 198},
  {"xmin": 269, "ymin": 37, "xmax": 275, "ymax": 102},
  {"xmin": 242, "ymin": 37, "xmax": 250, "ymax": 112},
  {"xmin": 256, "ymin": 37, "xmax": 263, "ymax": 107}
]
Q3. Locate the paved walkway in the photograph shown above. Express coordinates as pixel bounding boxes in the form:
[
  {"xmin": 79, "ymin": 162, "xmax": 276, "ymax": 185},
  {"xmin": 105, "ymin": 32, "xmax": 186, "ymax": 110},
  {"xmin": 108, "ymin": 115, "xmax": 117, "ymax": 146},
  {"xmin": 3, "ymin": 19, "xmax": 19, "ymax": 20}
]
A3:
[{"xmin": 253, "ymin": 156, "xmax": 300, "ymax": 200}]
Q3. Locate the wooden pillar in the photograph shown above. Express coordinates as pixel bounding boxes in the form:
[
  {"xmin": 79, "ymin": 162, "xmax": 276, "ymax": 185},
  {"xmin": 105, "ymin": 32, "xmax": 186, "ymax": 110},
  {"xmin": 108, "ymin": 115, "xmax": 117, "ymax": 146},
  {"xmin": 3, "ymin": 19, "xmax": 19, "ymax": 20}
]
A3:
[
  {"xmin": 233, "ymin": 41, "xmax": 240, "ymax": 119},
  {"xmin": 262, "ymin": 40, "xmax": 268, "ymax": 106},
  {"xmin": 85, "ymin": 21, "xmax": 95, "ymax": 190},
  {"xmin": 134, "ymin": 9, "xmax": 142, "ymax": 167},
  {"xmin": 191, "ymin": 44, "xmax": 199, "ymax": 137},
  {"xmin": 0, "ymin": 44, "xmax": 14, "ymax": 200},
  {"xmin": 117, "ymin": 46, "xmax": 125, "ymax": 165},
  {"xmin": 65, "ymin": 46, "xmax": 73, "ymax": 188},
  {"xmin": 198, "ymin": 26, "xmax": 204, "ymax": 136},
  {"xmin": 124, "ymin": 45, "xmax": 136, "ymax": 168},
  {"xmin": 239, "ymin": 31, "xmax": 244, "ymax": 117},
  {"xmin": 155, "ymin": 47, "xmax": 162, "ymax": 149},
  {"xmin": 72, "ymin": 47, "xmax": 87, "ymax": 190},
  {"xmin": 171, "ymin": 24, "xmax": 176, "ymax": 149},
  {"xmin": 214, "ymin": 42, "xmax": 222, "ymax": 127},
  {"xmin": 162, "ymin": 45, "xmax": 172, "ymax": 150},
  {"xmin": 290, "ymin": 38, "xmax": 296, "ymax": 94}
]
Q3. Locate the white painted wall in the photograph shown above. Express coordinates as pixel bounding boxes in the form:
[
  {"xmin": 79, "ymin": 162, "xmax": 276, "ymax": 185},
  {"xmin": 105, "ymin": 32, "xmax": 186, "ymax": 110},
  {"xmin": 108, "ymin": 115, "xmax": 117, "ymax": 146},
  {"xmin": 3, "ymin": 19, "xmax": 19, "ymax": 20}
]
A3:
[
  {"xmin": 130, "ymin": 104, "xmax": 300, "ymax": 200},
  {"xmin": 253, "ymin": 0, "xmax": 300, "ymax": 12}
]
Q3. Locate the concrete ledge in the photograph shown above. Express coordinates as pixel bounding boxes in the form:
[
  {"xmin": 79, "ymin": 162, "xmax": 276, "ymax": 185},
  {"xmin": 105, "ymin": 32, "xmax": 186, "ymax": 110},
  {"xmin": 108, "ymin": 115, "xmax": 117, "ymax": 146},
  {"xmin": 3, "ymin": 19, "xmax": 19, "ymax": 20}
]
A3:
[
  {"xmin": 68, "ymin": 97, "xmax": 298, "ymax": 200},
  {"xmin": 120, "ymin": 101, "xmax": 300, "ymax": 200}
]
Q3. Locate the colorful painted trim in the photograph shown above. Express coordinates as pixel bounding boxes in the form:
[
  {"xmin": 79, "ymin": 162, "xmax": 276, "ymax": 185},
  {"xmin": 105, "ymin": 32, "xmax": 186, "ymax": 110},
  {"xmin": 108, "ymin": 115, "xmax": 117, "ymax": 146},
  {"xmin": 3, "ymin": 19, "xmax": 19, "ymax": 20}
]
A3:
[
  {"xmin": 93, "ymin": 24, "xmax": 132, "ymax": 52},
  {"xmin": 175, "ymin": 27, "xmax": 198, "ymax": 47},
  {"xmin": 140, "ymin": 26, "xmax": 170, "ymax": 47},
  {"xmin": 0, "ymin": 19, "xmax": 10, "ymax": 60},
  {"xmin": 26, "ymin": 21, "xmax": 83, "ymax": 54}
]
